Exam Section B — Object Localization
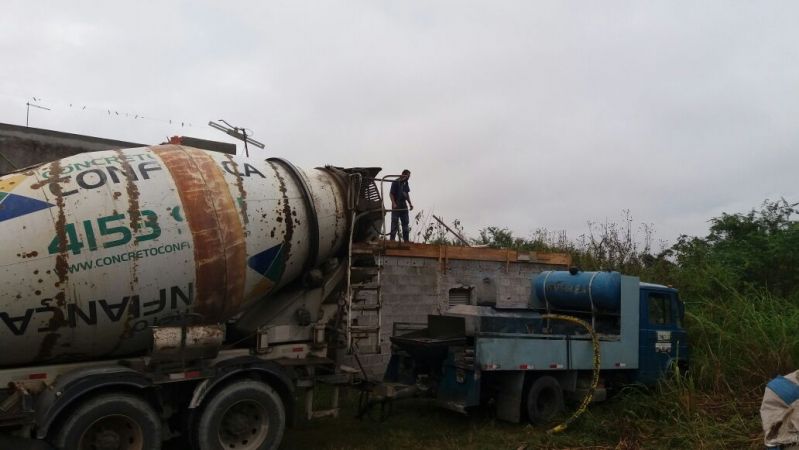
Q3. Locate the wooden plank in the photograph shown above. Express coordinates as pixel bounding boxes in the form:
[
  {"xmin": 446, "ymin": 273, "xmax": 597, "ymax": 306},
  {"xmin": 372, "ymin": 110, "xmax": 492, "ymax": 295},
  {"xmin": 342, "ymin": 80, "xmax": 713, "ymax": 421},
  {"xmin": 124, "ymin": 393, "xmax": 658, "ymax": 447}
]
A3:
[{"xmin": 381, "ymin": 241, "xmax": 570, "ymax": 267}]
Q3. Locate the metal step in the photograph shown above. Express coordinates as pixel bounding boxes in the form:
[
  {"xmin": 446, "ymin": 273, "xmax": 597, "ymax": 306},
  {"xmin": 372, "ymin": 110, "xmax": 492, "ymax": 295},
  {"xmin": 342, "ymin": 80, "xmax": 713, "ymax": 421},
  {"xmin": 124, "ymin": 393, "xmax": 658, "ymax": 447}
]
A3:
[
  {"xmin": 352, "ymin": 345, "xmax": 381, "ymax": 355},
  {"xmin": 350, "ymin": 266, "xmax": 380, "ymax": 275},
  {"xmin": 351, "ymin": 283, "xmax": 380, "ymax": 290},
  {"xmin": 351, "ymin": 304, "xmax": 381, "ymax": 311},
  {"xmin": 351, "ymin": 244, "xmax": 385, "ymax": 255},
  {"xmin": 350, "ymin": 326, "xmax": 380, "ymax": 334}
]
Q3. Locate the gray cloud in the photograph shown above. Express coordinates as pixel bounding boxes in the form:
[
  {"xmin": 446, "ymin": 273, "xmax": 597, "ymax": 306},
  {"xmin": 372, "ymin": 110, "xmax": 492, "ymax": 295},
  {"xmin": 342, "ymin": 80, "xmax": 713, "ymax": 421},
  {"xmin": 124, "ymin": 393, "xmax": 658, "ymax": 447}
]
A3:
[{"xmin": 2, "ymin": 1, "xmax": 797, "ymax": 246}]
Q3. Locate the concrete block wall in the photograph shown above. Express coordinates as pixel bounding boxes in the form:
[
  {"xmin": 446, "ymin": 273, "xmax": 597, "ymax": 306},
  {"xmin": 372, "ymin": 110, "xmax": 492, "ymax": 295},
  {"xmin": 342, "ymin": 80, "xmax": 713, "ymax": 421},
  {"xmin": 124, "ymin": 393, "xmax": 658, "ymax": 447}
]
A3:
[{"xmin": 342, "ymin": 254, "xmax": 566, "ymax": 377}]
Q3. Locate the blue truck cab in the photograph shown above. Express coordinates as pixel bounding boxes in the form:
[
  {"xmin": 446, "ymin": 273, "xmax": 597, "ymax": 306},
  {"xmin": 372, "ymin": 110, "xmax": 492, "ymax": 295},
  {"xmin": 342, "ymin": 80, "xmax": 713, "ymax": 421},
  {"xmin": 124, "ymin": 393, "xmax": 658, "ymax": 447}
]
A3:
[
  {"xmin": 637, "ymin": 282, "xmax": 689, "ymax": 384},
  {"xmin": 382, "ymin": 270, "xmax": 688, "ymax": 424}
]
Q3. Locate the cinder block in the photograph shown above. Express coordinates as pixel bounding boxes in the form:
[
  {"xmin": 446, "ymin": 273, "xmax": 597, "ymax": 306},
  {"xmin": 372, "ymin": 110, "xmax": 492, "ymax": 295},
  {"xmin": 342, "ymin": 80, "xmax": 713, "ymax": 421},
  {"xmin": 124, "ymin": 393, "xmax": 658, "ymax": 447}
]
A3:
[
  {"xmin": 459, "ymin": 260, "xmax": 480, "ymax": 270},
  {"xmin": 383, "ymin": 292, "xmax": 403, "ymax": 303},
  {"xmin": 381, "ymin": 264, "xmax": 401, "ymax": 275},
  {"xmin": 419, "ymin": 305, "xmax": 437, "ymax": 314},
  {"xmin": 416, "ymin": 294, "xmax": 438, "ymax": 305},
  {"xmin": 381, "ymin": 284, "xmax": 401, "ymax": 295},
  {"xmin": 396, "ymin": 257, "xmax": 425, "ymax": 267},
  {"xmin": 425, "ymin": 257, "xmax": 443, "ymax": 268},
  {"xmin": 443, "ymin": 259, "xmax": 458, "ymax": 268},
  {"xmin": 414, "ymin": 274, "xmax": 436, "ymax": 286},
  {"xmin": 478, "ymin": 261, "xmax": 500, "ymax": 270},
  {"xmin": 380, "ymin": 274, "xmax": 397, "ymax": 285},
  {"xmin": 395, "ymin": 283, "xmax": 415, "ymax": 295},
  {"xmin": 414, "ymin": 285, "xmax": 435, "ymax": 296}
]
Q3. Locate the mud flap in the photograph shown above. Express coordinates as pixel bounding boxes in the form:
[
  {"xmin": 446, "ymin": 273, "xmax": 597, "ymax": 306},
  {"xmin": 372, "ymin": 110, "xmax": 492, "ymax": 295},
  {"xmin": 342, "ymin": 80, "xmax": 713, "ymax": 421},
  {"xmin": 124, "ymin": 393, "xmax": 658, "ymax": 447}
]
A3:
[{"xmin": 495, "ymin": 371, "xmax": 525, "ymax": 423}]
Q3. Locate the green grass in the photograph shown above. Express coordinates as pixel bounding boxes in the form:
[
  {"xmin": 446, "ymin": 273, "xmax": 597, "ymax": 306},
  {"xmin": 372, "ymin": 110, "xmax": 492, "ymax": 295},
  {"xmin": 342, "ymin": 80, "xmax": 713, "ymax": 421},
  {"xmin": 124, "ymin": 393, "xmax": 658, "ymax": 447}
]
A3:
[{"xmin": 281, "ymin": 380, "xmax": 762, "ymax": 449}]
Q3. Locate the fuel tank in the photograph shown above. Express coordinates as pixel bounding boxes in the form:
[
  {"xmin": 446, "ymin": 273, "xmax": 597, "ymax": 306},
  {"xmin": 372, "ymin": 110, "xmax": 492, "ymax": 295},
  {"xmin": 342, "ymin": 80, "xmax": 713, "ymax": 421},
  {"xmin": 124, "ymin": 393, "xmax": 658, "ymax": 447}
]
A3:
[
  {"xmin": 0, "ymin": 145, "xmax": 363, "ymax": 367},
  {"xmin": 534, "ymin": 270, "xmax": 622, "ymax": 311}
]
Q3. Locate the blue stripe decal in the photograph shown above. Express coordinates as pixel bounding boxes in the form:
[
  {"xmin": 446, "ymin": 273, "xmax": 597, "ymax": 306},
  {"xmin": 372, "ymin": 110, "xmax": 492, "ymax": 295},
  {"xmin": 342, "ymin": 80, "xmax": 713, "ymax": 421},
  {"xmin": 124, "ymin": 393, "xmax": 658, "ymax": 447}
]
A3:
[
  {"xmin": 767, "ymin": 375, "xmax": 799, "ymax": 405},
  {"xmin": 0, "ymin": 193, "xmax": 53, "ymax": 222}
]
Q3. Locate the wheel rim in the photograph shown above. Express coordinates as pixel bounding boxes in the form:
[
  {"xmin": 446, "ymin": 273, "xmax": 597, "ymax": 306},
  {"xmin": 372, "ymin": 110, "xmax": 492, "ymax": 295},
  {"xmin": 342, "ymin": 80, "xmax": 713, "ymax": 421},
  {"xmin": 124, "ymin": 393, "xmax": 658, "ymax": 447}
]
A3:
[
  {"xmin": 218, "ymin": 399, "xmax": 270, "ymax": 449},
  {"xmin": 78, "ymin": 414, "xmax": 144, "ymax": 450}
]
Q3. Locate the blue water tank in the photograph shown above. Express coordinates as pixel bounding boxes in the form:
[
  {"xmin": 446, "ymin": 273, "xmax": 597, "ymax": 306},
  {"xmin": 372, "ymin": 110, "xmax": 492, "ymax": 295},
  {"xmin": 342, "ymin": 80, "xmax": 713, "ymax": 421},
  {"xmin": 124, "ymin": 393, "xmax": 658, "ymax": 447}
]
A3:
[{"xmin": 534, "ymin": 271, "xmax": 622, "ymax": 311}]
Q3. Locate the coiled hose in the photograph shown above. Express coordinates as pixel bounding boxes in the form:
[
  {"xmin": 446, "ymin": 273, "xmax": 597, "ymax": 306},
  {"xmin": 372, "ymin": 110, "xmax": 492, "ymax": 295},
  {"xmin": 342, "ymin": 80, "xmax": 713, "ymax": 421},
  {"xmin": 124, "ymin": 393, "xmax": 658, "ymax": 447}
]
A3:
[{"xmin": 540, "ymin": 314, "xmax": 601, "ymax": 435}]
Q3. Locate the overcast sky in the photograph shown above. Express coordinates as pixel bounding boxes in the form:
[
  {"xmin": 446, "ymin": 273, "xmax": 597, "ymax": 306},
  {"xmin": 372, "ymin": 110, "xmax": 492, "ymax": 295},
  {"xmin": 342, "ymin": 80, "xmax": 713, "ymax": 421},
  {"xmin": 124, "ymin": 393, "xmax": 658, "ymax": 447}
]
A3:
[{"xmin": 2, "ymin": 1, "xmax": 797, "ymax": 249}]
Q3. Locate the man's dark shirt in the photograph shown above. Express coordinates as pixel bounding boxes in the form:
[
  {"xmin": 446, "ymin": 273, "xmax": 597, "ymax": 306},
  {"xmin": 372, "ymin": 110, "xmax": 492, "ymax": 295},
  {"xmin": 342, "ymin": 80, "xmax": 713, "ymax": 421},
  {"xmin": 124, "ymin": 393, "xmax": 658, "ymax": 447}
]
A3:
[{"xmin": 390, "ymin": 179, "xmax": 410, "ymax": 209}]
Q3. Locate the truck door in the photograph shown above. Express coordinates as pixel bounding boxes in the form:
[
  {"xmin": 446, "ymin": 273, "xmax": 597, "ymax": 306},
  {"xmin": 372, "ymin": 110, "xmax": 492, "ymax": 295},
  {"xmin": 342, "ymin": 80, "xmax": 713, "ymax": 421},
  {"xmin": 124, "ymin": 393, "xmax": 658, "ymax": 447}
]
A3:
[{"xmin": 637, "ymin": 288, "xmax": 681, "ymax": 384}]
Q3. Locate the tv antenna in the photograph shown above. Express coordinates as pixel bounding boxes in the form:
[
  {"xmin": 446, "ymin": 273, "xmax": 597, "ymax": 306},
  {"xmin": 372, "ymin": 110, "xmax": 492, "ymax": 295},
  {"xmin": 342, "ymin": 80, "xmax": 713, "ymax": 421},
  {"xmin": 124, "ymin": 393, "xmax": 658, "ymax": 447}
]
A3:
[
  {"xmin": 208, "ymin": 120, "xmax": 264, "ymax": 157},
  {"xmin": 26, "ymin": 102, "xmax": 51, "ymax": 127}
]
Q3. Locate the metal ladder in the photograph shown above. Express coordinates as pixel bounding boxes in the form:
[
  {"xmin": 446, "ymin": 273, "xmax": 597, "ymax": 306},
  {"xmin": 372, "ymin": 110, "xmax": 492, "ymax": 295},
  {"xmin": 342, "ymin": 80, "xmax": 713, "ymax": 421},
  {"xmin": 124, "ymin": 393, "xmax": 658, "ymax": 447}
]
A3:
[
  {"xmin": 346, "ymin": 238, "xmax": 384, "ymax": 355},
  {"xmin": 343, "ymin": 173, "xmax": 402, "ymax": 356}
]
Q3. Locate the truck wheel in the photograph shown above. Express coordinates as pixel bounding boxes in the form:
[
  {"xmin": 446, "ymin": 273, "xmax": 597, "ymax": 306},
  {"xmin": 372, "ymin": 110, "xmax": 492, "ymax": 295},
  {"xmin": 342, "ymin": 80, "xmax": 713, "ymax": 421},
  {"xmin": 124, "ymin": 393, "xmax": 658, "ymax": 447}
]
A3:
[
  {"xmin": 50, "ymin": 392, "xmax": 161, "ymax": 450},
  {"xmin": 194, "ymin": 379, "xmax": 285, "ymax": 450},
  {"xmin": 526, "ymin": 376, "xmax": 564, "ymax": 424}
]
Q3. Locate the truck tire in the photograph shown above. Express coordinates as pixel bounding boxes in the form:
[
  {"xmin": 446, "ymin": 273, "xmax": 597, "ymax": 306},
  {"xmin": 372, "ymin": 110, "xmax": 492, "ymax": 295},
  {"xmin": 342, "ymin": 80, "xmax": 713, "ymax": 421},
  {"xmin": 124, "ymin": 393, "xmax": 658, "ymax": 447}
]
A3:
[
  {"xmin": 50, "ymin": 392, "xmax": 161, "ymax": 450},
  {"xmin": 194, "ymin": 379, "xmax": 285, "ymax": 450},
  {"xmin": 526, "ymin": 375, "xmax": 564, "ymax": 424}
]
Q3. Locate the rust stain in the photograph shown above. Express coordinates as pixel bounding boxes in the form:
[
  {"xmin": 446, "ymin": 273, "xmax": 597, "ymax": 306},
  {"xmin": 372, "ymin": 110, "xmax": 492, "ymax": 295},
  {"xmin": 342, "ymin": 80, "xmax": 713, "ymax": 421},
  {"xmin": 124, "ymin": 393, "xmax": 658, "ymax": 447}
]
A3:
[
  {"xmin": 224, "ymin": 154, "xmax": 249, "ymax": 226},
  {"xmin": 34, "ymin": 333, "xmax": 61, "ymax": 362},
  {"xmin": 115, "ymin": 150, "xmax": 141, "ymax": 286},
  {"xmin": 153, "ymin": 145, "xmax": 247, "ymax": 322},
  {"xmin": 44, "ymin": 300, "xmax": 68, "ymax": 331},
  {"xmin": 19, "ymin": 251, "xmax": 38, "ymax": 259},
  {"xmin": 115, "ymin": 150, "xmax": 141, "ymax": 232},
  {"xmin": 268, "ymin": 161, "xmax": 293, "ymax": 280},
  {"xmin": 47, "ymin": 161, "xmax": 70, "ymax": 291},
  {"xmin": 29, "ymin": 179, "xmax": 47, "ymax": 190},
  {"xmin": 54, "ymin": 291, "xmax": 66, "ymax": 308}
]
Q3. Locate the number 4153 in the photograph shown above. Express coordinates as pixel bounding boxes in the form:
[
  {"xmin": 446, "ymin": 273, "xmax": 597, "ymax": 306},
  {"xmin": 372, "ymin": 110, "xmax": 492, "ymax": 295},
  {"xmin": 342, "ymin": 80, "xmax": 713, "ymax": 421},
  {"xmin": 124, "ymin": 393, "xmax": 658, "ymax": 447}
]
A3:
[{"xmin": 48, "ymin": 210, "xmax": 161, "ymax": 255}]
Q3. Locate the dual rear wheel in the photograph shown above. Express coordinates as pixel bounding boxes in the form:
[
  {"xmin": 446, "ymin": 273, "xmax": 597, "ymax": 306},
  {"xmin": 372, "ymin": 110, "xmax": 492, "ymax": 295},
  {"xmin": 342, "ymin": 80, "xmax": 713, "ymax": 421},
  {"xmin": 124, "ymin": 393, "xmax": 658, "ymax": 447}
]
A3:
[
  {"xmin": 50, "ymin": 379, "xmax": 285, "ymax": 450},
  {"xmin": 194, "ymin": 379, "xmax": 285, "ymax": 450}
]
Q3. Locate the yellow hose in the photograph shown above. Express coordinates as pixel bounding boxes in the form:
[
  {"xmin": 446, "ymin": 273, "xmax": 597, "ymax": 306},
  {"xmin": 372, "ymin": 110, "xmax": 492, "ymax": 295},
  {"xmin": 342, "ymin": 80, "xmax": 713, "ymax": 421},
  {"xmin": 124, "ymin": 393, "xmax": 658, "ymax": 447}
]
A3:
[{"xmin": 540, "ymin": 314, "xmax": 601, "ymax": 435}]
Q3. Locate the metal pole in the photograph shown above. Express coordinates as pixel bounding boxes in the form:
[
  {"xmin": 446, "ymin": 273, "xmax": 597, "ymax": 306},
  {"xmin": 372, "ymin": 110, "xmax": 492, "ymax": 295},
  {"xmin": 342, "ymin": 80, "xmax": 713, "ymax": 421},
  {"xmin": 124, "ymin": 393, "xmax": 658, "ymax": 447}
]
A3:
[
  {"xmin": 241, "ymin": 128, "xmax": 250, "ymax": 158},
  {"xmin": 432, "ymin": 215, "xmax": 471, "ymax": 246},
  {"xmin": 26, "ymin": 103, "xmax": 29, "ymax": 127}
]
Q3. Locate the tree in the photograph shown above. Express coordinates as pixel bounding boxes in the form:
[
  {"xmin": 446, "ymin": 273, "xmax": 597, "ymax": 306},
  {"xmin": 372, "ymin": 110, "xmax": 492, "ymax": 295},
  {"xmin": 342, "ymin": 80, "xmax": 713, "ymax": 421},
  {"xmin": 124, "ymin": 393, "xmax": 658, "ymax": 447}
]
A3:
[{"xmin": 672, "ymin": 198, "xmax": 799, "ymax": 297}]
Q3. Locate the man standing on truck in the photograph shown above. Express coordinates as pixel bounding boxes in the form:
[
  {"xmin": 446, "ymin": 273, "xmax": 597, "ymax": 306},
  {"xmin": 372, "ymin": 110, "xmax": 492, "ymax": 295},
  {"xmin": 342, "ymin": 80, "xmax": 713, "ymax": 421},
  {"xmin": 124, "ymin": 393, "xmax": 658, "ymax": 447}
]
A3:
[{"xmin": 390, "ymin": 169, "xmax": 413, "ymax": 242}]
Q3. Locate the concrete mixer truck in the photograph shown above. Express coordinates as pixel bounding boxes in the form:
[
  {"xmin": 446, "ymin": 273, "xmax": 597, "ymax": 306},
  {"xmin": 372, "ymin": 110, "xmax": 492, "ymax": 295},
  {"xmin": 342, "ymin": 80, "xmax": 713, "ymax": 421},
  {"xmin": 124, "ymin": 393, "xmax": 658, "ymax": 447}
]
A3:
[{"xmin": 0, "ymin": 145, "xmax": 388, "ymax": 449}]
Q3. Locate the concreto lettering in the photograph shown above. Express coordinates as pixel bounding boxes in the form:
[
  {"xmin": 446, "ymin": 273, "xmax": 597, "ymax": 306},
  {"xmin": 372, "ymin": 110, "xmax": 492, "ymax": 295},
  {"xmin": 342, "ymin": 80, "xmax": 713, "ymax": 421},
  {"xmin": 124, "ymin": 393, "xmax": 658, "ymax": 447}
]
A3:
[
  {"xmin": 69, "ymin": 242, "xmax": 190, "ymax": 273},
  {"xmin": 45, "ymin": 161, "xmax": 162, "ymax": 198},
  {"xmin": 95, "ymin": 242, "xmax": 191, "ymax": 267},
  {"xmin": 0, "ymin": 283, "xmax": 194, "ymax": 336},
  {"xmin": 41, "ymin": 153, "xmax": 157, "ymax": 179}
]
